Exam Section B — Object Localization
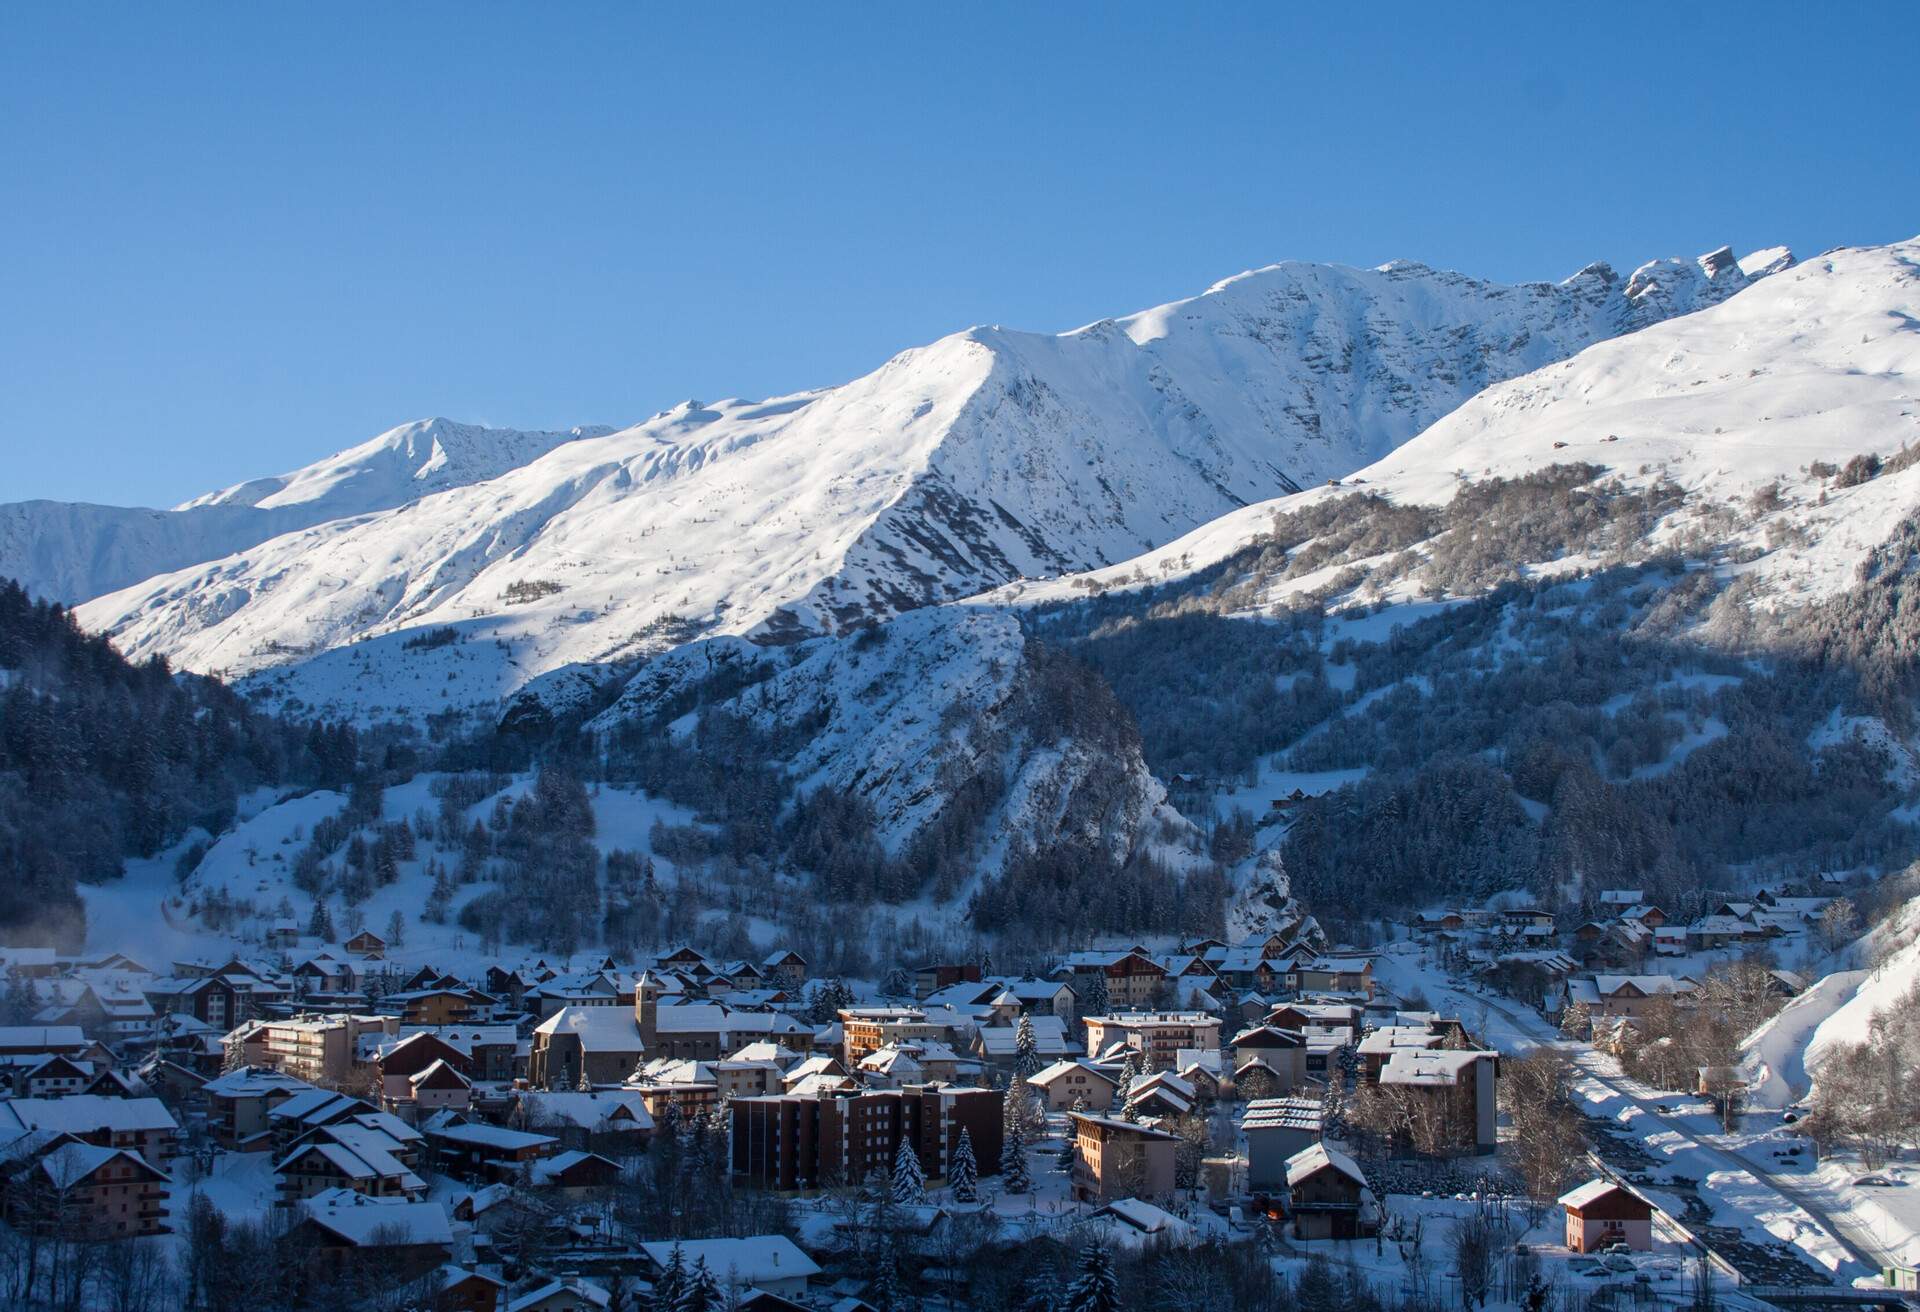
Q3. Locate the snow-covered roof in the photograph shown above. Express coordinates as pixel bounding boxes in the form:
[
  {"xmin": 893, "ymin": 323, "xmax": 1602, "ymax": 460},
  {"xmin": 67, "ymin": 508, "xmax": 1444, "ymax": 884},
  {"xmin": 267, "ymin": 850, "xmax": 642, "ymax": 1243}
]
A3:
[
  {"xmin": 0, "ymin": 1096, "xmax": 177, "ymax": 1135},
  {"xmin": 1378, "ymin": 1048, "xmax": 1490, "ymax": 1086},
  {"xmin": 516, "ymin": 1090, "xmax": 653, "ymax": 1130},
  {"xmin": 508, "ymin": 1279, "xmax": 611, "ymax": 1311},
  {"xmin": 638, "ymin": 1236, "xmax": 820, "ymax": 1285},
  {"xmin": 302, "ymin": 1191, "xmax": 453, "ymax": 1247},
  {"xmin": 1285, "ymin": 1142, "xmax": 1365, "ymax": 1188},
  {"xmin": 533, "ymin": 1007, "xmax": 645, "ymax": 1053},
  {"xmin": 1557, "ymin": 1178, "xmax": 1648, "ymax": 1212},
  {"xmin": 1241, "ymin": 1097, "xmax": 1323, "ymax": 1132}
]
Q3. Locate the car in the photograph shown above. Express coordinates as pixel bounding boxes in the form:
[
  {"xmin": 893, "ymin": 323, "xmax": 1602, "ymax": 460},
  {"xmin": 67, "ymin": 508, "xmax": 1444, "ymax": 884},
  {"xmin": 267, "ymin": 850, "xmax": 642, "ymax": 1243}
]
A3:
[
  {"xmin": 1602, "ymin": 1242, "xmax": 1633, "ymax": 1255},
  {"xmin": 1602, "ymin": 1255, "xmax": 1636, "ymax": 1273},
  {"xmin": 1654, "ymin": 1103, "xmax": 1673, "ymax": 1114},
  {"xmin": 1853, "ymin": 1175, "xmax": 1895, "ymax": 1188}
]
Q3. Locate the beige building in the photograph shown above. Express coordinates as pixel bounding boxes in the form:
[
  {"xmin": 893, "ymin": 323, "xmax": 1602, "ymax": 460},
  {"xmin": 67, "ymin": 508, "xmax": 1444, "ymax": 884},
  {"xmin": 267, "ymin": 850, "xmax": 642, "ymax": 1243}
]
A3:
[
  {"xmin": 1067, "ymin": 1112, "xmax": 1178, "ymax": 1203},
  {"xmin": 249, "ymin": 1015, "xmax": 399, "ymax": 1089},
  {"xmin": 1084, "ymin": 1013, "xmax": 1221, "ymax": 1072}
]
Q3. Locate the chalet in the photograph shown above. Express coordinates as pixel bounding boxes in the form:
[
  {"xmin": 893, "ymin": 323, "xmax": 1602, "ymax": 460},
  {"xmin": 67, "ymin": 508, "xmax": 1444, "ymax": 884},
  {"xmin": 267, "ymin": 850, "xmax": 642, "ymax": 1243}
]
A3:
[
  {"xmin": 291, "ymin": 1190, "xmax": 453, "ymax": 1286},
  {"xmin": 1567, "ymin": 975, "xmax": 1695, "ymax": 1021},
  {"xmin": 1558, "ymin": 1179, "xmax": 1653, "ymax": 1252},
  {"xmin": 1598, "ymin": 890, "xmax": 1645, "ymax": 910},
  {"xmin": 638, "ymin": 1237, "xmax": 820, "ymax": 1301},
  {"xmin": 438, "ymin": 1267, "xmax": 506, "ymax": 1312},
  {"xmin": 1053, "ymin": 950, "xmax": 1168, "ymax": 1008},
  {"xmin": 761, "ymin": 950, "xmax": 808, "ymax": 989},
  {"xmin": 201, "ymin": 1066, "xmax": 315, "ymax": 1149},
  {"xmin": 1241, "ymin": 1098, "xmax": 1322, "ymax": 1191},
  {"xmin": 1620, "ymin": 904, "xmax": 1667, "ymax": 929},
  {"xmin": 511, "ymin": 1089, "xmax": 654, "ymax": 1150},
  {"xmin": 972, "ymin": 1015, "xmax": 1075, "ymax": 1075},
  {"xmin": 1293, "ymin": 957, "xmax": 1374, "ymax": 999},
  {"xmin": 1283, "ymin": 1143, "xmax": 1378, "ymax": 1239},
  {"xmin": 0, "ymin": 1095, "xmax": 179, "ymax": 1163},
  {"xmin": 0, "ymin": 1025, "xmax": 87, "ymax": 1058},
  {"xmin": 529, "ymin": 1149, "xmax": 621, "ymax": 1196},
  {"xmin": 371, "ymin": 1031, "xmax": 472, "ymax": 1102},
  {"xmin": 1230, "ymin": 1026, "xmax": 1306, "ymax": 1094},
  {"xmin": 383, "ymin": 987, "xmax": 488, "ymax": 1027},
  {"xmin": 343, "ymin": 931, "xmax": 387, "ymax": 960},
  {"xmin": 1125, "ymin": 1071, "xmax": 1198, "ymax": 1119},
  {"xmin": 422, "ymin": 1116, "xmax": 558, "ymax": 1182},
  {"xmin": 274, "ymin": 1123, "xmax": 426, "ymax": 1203},
  {"xmin": 18, "ymin": 1054, "xmax": 92, "ymax": 1099},
  {"xmin": 1413, "ymin": 911, "xmax": 1467, "ymax": 936},
  {"xmin": 1028, "ymin": 1060, "xmax": 1120, "ymax": 1112},
  {"xmin": 508, "ymin": 1279, "xmax": 611, "ymax": 1312},
  {"xmin": 0, "ymin": 1138, "xmax": 170, "ymax": 1238},
  {"xmin": 406, "ymin": 1060, "xmax": 472, "ymax": 1114}
]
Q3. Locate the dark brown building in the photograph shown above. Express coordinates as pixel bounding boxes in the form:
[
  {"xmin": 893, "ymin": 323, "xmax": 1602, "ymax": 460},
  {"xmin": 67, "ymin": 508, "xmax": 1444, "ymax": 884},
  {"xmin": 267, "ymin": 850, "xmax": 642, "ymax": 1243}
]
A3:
[{"xmin": 731, "ymin": 1085, "xmax": 1002, "ymax": 1191}]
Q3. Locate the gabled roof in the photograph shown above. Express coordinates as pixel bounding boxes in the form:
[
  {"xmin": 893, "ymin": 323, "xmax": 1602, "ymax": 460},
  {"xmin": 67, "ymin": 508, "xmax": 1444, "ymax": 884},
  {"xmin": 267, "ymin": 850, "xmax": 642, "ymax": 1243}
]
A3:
[
  {"xmin": 301, "ymin": 1190, "xmax": 452, "ymax": 1247},
  {"xmin": 1285, "ymin": 1141, "xmax": 1365, "ymax": 1188},
  {"xmin": 1558, "ymin": 1178, "xmax": 1649, "ymax": 1213}
]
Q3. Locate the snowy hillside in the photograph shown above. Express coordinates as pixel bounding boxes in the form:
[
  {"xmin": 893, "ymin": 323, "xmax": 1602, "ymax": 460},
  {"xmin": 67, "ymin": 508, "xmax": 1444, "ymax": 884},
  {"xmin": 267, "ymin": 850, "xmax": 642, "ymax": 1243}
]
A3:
[
  {"xmin": 0, "ymin": 418, "xmax": 607, "ymax": 604},
  {"xmin": 66, "ymin": 244, "xmax": 1774, "ymax": 715},
  {"xmin": 995, "ymin": 237, "xmax": 1920, "ymax": 617},
  {"xmin": 588, "ymin": 605, "xmax": 1175, "ymax": 885}
]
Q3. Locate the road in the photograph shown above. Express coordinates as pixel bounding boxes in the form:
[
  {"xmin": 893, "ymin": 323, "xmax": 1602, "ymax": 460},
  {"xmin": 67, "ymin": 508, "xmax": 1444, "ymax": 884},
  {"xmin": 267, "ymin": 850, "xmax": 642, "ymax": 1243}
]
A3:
[{"xmin": 1461, "ymin": 984, "xmax": 1900, "ymax": 1281}]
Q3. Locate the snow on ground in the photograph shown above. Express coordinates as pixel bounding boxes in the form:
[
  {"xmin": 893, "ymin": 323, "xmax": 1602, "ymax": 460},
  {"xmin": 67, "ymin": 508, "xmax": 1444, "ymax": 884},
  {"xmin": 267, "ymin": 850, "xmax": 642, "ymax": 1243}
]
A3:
[
  {"xmin": 1738, "ymin": 968, "xmax": 1869, "ymax": 1110},
  {"xmin": 994, "ymin": 237, "xmax": 1920, "ymax": 630},
  {"xmin": 81, "ymin": 774, "xmax": 704, "ymax": 975},
  {"xmin": 1568, "ymin": 1051, "xmax": 1871, "ymax": 1283}
]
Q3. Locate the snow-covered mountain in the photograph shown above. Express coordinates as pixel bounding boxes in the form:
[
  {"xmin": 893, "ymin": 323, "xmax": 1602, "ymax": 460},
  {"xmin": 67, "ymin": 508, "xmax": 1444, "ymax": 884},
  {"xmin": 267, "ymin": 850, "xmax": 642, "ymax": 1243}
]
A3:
[
  {"xmin": 994, "ymin": 237, "xmax": 1918, "ymax": 617},
  {"xmin": 0, "ymin": 418, "xmax": 608, "ymax": 605},
  {"xmin": 61, "ymin": 244, "xmax": 1776, "ymax": 712}
]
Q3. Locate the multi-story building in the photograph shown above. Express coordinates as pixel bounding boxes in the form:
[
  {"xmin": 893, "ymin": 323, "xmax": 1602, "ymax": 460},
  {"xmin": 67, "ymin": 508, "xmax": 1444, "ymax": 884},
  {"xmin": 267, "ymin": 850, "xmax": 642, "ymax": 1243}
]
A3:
[
  {"xmin": 249, "ymin": 1015, "xmax": 399, "ymax": 1088},
  {"xmin": 1066, "ymin": 1112, "xmax": 1177, "ymax": 1203},
  {"xmin": 837, "ymin": 1007, "xmax": 942, "ymax": 1066},
  {"xmin": 731, "ymin": 1085, "xmax": 1003, "ymax": 1192},
  {"xmin": 1083, "ymin": 1013, "xmax": 1221, "ymax": 1071}
]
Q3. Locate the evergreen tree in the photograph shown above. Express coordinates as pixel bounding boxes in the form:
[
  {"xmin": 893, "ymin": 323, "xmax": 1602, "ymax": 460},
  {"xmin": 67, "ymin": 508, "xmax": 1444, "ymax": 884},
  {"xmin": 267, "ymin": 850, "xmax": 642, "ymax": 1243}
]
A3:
[
  {"xmin": 870, "ymin": 1238, "xmax": 904, "ymax": 1312},
  {"xmin": 677, "ymin": 1256, "xmax": 721, "ymax": 1312},
  {"xmin": 891, "ymin": 1136, "xmax": 926, "ymax": 1205},
  {"xmin": 1000, "ymin": 1110, "xmax": 1032, "ymax": 1194},
  {"xmin": 1020, "ymin": 1274, "xmax": 1060, "ymax": 1312},
  {"xmin": 575, "ymin": 1062, "xmax": 594, "ymax": 1092},
  {"xmin": 949, "ymin": 1126, "xmax": 979, "ymax": 1202},
  {"xmin": 307, "ymin": 899, "xmax": 334, "ymax": 941},
  {"xmin": 651, "ymin": 1244, "xmax": 688, "ymax": 1312},
  {"xmin": 1014, "ymin": 1013, "xmax": 1042, "ymax": 1079},
  {"xmin": 1079, "ymin": 971, "xmax": 1110, "ymax": 1019},
  {"xmin": 1063, "ymin": 1240, "xmax": 1120, "ymax": 1312},
  {"xmin": 1056, "ymin": 1132, "xmax": 1078, "ymax": 1174}
]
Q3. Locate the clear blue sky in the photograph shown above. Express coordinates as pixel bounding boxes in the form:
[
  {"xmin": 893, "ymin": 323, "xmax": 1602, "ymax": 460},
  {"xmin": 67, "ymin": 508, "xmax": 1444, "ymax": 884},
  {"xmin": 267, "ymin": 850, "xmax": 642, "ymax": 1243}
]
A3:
[{"xmin": 5, "ymin": 5, "xmax": 1916, "ymax": 507}]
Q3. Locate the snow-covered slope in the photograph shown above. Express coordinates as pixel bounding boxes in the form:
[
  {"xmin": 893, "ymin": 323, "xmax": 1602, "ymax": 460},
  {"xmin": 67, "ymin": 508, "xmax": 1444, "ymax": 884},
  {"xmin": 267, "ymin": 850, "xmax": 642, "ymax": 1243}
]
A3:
[
  {"xmin": 1740, "ymin": 891, "xmax": 1920, "ymax": 1108},
  {"xmin": 586, "ymin": 606, "xmax": 1169, "ymax": 875},
  {"xmin": 993, "ymin": 237, "xmax": 1919, "ymax": 616},
  {"xmin": 69, "ymin": 245, "xmax": 1773, "ymax": 713},
  {"xmin": 0, "ymin": 418, "xmax": 607, "ymax": 604}
]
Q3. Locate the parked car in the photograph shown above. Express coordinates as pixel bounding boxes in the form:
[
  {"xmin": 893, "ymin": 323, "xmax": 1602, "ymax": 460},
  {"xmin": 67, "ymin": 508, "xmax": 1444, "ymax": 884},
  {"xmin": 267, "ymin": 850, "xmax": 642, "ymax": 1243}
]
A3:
[{"xmin": 1853, "ymin": 1175, "xmax": 1895, "ymax": 1188}]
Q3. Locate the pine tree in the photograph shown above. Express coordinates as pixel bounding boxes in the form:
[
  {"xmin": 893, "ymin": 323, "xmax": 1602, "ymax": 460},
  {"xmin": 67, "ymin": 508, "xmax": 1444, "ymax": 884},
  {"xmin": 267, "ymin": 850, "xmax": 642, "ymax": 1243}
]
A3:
[
  {"xmin": 652, "ymin": 1244, "xmax": 688, "ymax": 1312},
  {"xmin": 1062, "ymin": 1240, "xmax": 1119, "ymax": 1312},
  {"xmin": 1020, "ymin": 1274, "xmax": 1060, "ymax": 1312},
  {"xmin": 678, "ymin": 1256, "xmax": 721, "ymax": 1312},
  {"xmin": 949, "ymin": 1126, "xmax": 979, "ymax": 1202},
  {"xmin": 891, "ymin": 1136, "xmax": 926, "ymax": 1205},
  {"xmin": 1000, "ymin": 1110, "xmax": 1031, "ymax": 1194},
  {"xmin": 1056, "ymin": 1131, "xmax": 1078, "ymax": 1174},
  {"xmin": 575, "ymin": 1062, "xmax": 594, "ymax": 1092},
  {"xmin": 1014, "ymin": 1014, "xmax": 1042, "ymax": 1079},
  {"xmin": 870, "ymin": 1238, "xmax": 904, "ymax": 1312},
  {"xmin": 307, "ymin": 899, "xmax": 334, "ymax": 941},
  {"xmin": 1080, "ymin": 971, "xmax": 1109, "ymax": 1019}
]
